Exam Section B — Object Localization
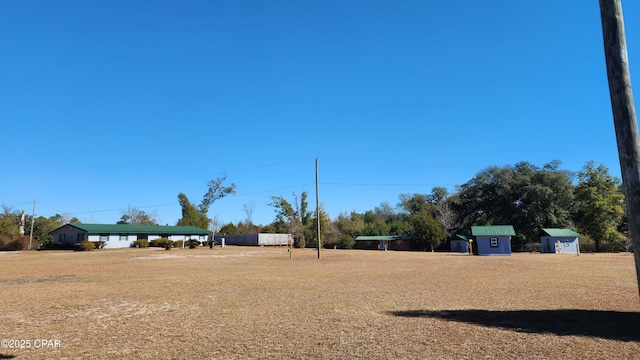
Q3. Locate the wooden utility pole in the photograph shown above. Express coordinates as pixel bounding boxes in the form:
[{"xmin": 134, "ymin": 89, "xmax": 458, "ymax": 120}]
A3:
[
  {"xmin": 599, "ymin": 0, "xmax": 640, "ymax": 296},
  {"xmin": 316, "ymin": 157, "xmax": 321, "ymax": 259}
]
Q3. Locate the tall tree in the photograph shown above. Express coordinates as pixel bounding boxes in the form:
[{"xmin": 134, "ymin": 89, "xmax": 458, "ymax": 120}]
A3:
[
  {"xmin": 177, "ymin": 175, "xmax": 236, "ymax": 229},
  {"xmin": 269, "ymin": 192, "xmax": 310, "ymax": 247},
  {"xmin": 451, "ymin": 161, "xmax": 575, "ymax": 242},
  {"xmin": 177, "ymin": 193, "xmax": 209, "ymax": 229},
  {"xmin": 199, "ymin": 174, "xmax": 237, "ymax": 215},
  {"xmin": 574, "ymin": 161, "xmax": 625, "ymax": 251},
  {"xmin": 411, "ymin": 208, "xmax": 446, "ymax": 251},
  {"xmin": 333, "ymin": 211, "xmax": 365, "ymax": 248}
]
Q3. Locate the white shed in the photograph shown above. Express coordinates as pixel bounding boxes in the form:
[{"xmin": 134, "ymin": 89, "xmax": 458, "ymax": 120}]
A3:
[{"xmin": 213, "ymin": 233, "xmax": 291, "ymax": 246}]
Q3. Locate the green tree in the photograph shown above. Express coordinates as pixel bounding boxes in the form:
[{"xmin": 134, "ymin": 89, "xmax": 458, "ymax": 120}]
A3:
[
  {"xmin": 177, "ymin": 174, "xmax": 236, "ymax": 229},
  {"xmin": 0, "ymin": 205, "xmax": 20, "ymax": 237},
  {"xmin": 219, "ymin": 222, "xmax": 238, "ymax": 235},
  {"xmin": 177, "ymin": 193, "xmax": 209, "ymax": 229},
  {"xmin": 411, "ymin": 208, "xmax": 446, "ymax": 251},
  {"xmin": 399, "ymin": 193, "xmax": 433, "ymax": 215},
  {"xmin": 451, "ymin": 161, "xmax": 575, "ymax": 242},
  {"xmin": 362, "ymin": 210, "xmax": 390, "ymax": 236},
  {"xmin": 28, "ymin": 214, "xmax": 65, "ymax": 247},
  {"xmin": 574, "ymin": 161, "xmax": 625, "ymax": 252},
  {"xmin": 269, "ymin": 192, "xmax": 310, "ymax": 248}
]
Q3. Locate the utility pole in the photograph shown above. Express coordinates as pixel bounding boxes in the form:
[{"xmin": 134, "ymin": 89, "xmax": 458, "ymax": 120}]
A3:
[
  {"xmin": 316, "ymin": 157, "xmax": 321, "ymax": 259},
  {"xmin": 28, "ymin": 199, "xmax": 36, "ymax": 250},
  {"xmin": 599, "ymin": 0, "xmax": 640, "ymax": 296}
]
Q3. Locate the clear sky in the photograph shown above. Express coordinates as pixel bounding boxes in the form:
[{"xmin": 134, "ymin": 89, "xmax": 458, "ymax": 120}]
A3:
[{"xmin": 1, "ymin": 0, "xmax": 638, "ymax": 228}]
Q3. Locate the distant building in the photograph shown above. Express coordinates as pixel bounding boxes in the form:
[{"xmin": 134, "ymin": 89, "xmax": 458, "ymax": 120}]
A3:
[
  {"xmin": 49, "ymin": 223, "xmax": 209, "ymax": 249},
  {"xmin": 450, "ymin": 234, "xmax": 469, "ymax": 253},
  {"xmin": 353, "ymin": 235, "xmax": 413, "ymax": 251},
  {"xmin": 213, "ymin": 233, "xmax": 292, "ymax": 246},
  {"xmin": 540, "ymin": 228, "xmax": 580, "ymax": 254},
  {"xmin": 470, "ymin": 225, "xmax": 516, "ymax": 256}
]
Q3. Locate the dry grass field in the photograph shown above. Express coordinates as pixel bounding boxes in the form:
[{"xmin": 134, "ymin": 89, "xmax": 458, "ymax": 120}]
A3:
[{"xmin": 1, "ymin": 247, "xmax": 639, "ymax": 359}]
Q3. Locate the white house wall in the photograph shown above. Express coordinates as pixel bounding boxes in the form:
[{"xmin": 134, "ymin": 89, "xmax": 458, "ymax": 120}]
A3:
[{"xmin": 87, "ymin": 234, "xmax": 137, "ymax": 249}]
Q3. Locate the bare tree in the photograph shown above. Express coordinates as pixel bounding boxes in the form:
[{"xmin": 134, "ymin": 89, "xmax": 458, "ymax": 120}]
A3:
[
  {"xmin": 210, "ymin": 214, "xmax": 221, "ymax": 235},
  {"xmin": 243, "ymin": 202, "xmax": 255, "ymax": 227},
  {"xmin": 435, "ymin": 200, "xmax": 456, "ymax": 239},
  {"xmin": 118, "ymin": 206, "xmax": 159, "ymax": 225}
]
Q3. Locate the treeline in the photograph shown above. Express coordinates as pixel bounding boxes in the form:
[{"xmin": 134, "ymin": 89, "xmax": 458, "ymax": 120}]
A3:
[
  {"xmin": 0, "ymin": 160, "xmax": 629, "ymax": 252},
  {"xmin": 216, "ymin": 160, "xmax": 629, "ymax": 252}
]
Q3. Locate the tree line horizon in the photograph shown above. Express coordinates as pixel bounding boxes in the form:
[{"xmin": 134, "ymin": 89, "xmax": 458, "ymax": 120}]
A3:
[{"xmin": 0, "ymin": 160, "xmax": 628, "ymax": 252}]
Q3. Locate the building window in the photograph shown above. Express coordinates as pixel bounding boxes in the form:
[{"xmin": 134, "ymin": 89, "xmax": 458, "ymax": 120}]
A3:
[
  {"xmin": 200, "ymin": 235, "xmax": 206, "ymax": 241},
  {"xmin": 99, "ymin": 234, "xmax": 108, "ymax": 242},
  {"xmin": 490, "ymin": 237, "xmax": 499, "ymax": 247},
  {"xmin": 365, "ymin": 241, "xmax": 371, "ymax": 246},
  {"xmin": 60, "ymin": 234, "xmax": 67, "ymax": 243},
  {"xmin": 397, "ymin": 240, "xmax": 403, "ymax": 245},
  {"xmin": 77, "ymin": 233, "xmax": 83, "ymax": 242},
  {"xmin": 120, "ymin": 234, "xmax": 128, "ymax": 241},
  {"xmin": 564, "ymin": 239, "xmax": 569, "ymax": 247}
]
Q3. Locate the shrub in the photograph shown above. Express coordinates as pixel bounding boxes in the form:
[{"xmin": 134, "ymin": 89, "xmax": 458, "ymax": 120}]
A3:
[
  {"xmin": 39, "ymin": 243, "xmax": 75, "ymax": 250},
  {"xmin": 73, "ymin": 241, "xmax": 95, "ymax": 251},
  {"xmin": 172, "ymin": 240, "xmax": 184, "ymax": 248},
  {"xmin": 132, "ymin": 239, "xmax": 149, "ymax": 248},
  {"xmin": 3, "ymin": 239, "xmax": 25, "ymax": 251},
  {"xmin": 187, "ymin": 239, "xmax": 199, "ymax": 249},
  {"xmin": 149, "ymin": 238, "xmax": 173, "ymax": 248},
  {"xmin": 579, "ymin": 235, "xmax": 596, "ymax": 253},
  {"xmin": 91, "ymin": 241, "xmax": 106, "ymax": 249},
  {"xmin": 524, "ymin": 242, "xmax": 541, "ymax": 253}
]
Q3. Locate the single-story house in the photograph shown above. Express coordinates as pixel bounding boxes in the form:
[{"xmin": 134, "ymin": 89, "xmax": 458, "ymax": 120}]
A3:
[
  {"xmin": 540, "ymin": 228, "xmax": 580, "ymax": 254},
  {"xmin": 213, "ymin": 233, "xmax": 292, "ymax": 246},
  {"xmin": 50, "ymin": 223, "xmax": 210, "ymax": 249},
  {"xmin": 354, "ymin": 235, "xmax": 413, "ymax": 251},
  {"xmin": 450, "ymin": 234, "xmax": 469, "ymax": 253},
  {"xmin": 470, "ymin": 225, "xmax": 516, "ymax": 256}
]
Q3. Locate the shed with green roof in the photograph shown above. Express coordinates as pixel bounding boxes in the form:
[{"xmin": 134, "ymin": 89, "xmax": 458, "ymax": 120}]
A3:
[
  {"xmin": 540, "ymin": 228, "xmax": 580, "ymax": 254},
  {"xmin": 470, "ymin": 225, "xmax": 515, "ymax": 256},
  {"xmin": 354, "ymin": 235, "xmax": 413, "ymax": 251},
  {"xmin": 450, "ymin": 234, "xmax": 469, "ymax": 253}
]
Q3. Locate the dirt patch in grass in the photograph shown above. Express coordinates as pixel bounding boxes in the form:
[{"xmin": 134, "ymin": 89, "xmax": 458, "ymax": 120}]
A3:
[{"xmin": 0, "ymin": 247, "xmax": 638, "ymax": 359}]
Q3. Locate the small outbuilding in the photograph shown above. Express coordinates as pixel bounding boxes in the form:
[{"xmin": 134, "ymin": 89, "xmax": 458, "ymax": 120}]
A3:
[
  {"xmin": 470, "ymin": 225, "xmax": 515, "ymax": 256},
  {"xmin": 213, "ymin": 233, "xmax": 292, "ymax": 246},
  {"xmin": 354, "ymin": 236, "xmax": 413, "ymax": 251},
  {"xmin": 540, "ymin": 228, "xmax": 580, "ymax": 254},
  {"xmin": 49, "ymin": 223, "xmax": 210, "ymax": 249},
  {"xmin": 450, "ymin": 234, "xmax": 469, "ymax": 253}
]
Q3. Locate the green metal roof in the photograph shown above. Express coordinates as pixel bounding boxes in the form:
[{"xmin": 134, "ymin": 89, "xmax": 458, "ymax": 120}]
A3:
[
  {"xmin": 54, "ymin": 224, "xmax": 209, "ymax": 235},
  {"xmin": 454, "ymin": 234, "xmax": 468, "ymax": 241},
  {"xmin": 355, "ymin": 235, "xmax": 413, "ymax": 241},
  {"xmin": 471, "ymin": 225, "xmax": 516, "ymax": 236},
  {"xmin": 541, "ymin": 228, "xmax": 580, "ymax": 237}
]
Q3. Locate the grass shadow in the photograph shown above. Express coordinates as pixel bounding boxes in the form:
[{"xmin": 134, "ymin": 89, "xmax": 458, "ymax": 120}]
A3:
[{"xmin": 388, "ymin": 309, "xmax": 640, "ymax": 342}]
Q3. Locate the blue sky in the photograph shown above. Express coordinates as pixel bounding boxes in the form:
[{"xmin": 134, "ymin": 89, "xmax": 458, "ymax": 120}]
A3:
[{"xmin": 1, "ymin": 0, "xmax": 638, "ymax": 228}]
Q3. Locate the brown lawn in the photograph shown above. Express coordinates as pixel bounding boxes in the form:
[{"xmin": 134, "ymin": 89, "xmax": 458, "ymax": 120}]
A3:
[{"xmin": 0, "ymin": 247, "xmax": 639, "ymax": 359}]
